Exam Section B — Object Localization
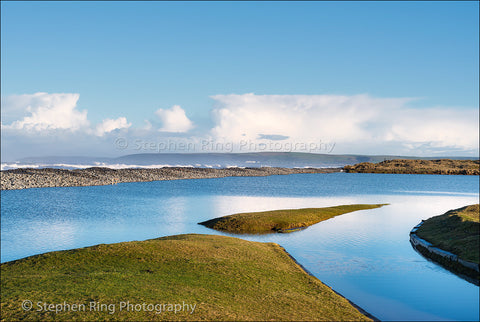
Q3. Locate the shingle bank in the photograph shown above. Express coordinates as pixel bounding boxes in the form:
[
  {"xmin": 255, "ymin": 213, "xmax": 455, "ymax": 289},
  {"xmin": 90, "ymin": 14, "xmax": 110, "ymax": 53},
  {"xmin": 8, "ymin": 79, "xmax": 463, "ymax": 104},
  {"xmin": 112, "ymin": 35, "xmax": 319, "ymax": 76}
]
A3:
[{"xmin": 1, "ymin": 167, "xmax": 341, "ymax": 190}]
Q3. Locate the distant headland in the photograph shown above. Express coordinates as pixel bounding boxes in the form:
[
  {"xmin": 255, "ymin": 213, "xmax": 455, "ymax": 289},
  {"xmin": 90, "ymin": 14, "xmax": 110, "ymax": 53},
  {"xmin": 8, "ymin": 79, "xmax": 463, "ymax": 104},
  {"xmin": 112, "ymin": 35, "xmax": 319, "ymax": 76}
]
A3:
[{"xmin": 344, "ymin": 159, "xmax": 479, "ymax": 175}]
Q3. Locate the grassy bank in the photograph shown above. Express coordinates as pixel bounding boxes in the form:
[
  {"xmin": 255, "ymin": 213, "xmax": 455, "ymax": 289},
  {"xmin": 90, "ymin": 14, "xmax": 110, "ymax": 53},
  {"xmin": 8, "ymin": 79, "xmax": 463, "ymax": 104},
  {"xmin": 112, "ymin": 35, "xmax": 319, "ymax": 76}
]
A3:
[
  {"xmin": 1, "ymin": 234, "xmax": 370, "ymax": 321},
  {"xmin": 199, "ymin": 204, "xmax": 387, "ymax": 234},
  {"xmin": 343, "ymin": 159, "xmax": 479, "ymax": 175},
  {"xmin": 416, "ymin": 204, "xmax": 479, "ymax": 264}
]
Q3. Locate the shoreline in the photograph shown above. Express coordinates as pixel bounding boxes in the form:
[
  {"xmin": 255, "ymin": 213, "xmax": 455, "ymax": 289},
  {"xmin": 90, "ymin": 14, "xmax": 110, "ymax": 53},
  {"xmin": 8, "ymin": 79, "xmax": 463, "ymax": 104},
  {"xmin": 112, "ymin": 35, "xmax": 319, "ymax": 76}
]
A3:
[
  {"xmin": 410, "ymin": 221, "xmax": 479, "ymax": 285},
  {"xmin": 1, "ymin": 167, "xmax": 341, "ymax": 191},
  {"xmin": 279, "ymin": 245, "xmax": 379, "ymax": 321}
]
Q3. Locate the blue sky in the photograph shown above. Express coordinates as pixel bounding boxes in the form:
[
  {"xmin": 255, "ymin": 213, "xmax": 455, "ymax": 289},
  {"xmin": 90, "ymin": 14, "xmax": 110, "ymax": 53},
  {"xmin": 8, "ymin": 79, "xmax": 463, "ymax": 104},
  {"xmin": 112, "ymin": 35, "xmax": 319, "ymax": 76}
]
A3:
[{"xmin": 1, "ymin": 1, "xmax": 479, "ymax": 160}]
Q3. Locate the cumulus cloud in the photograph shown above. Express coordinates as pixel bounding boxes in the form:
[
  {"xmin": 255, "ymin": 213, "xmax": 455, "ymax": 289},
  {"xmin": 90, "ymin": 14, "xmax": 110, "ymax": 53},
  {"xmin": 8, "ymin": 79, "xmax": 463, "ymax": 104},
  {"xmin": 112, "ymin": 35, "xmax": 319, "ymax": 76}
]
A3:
[
  {"xmin": 155, "ymin": 105, "xmax": 194, "ymax": 133},
  {"xmin": 210, "ymin": 93, "xmax": 479, "ymax": 155},
  {"xmin": 94, "ymin": 117, "xmax": 131, "ymax": 136},
  {"xmin": 2, "ymin": 92, "xmax": 89, "ymax": 132},
  {"xmin": 2, "ymin": 92, "xmax": 134, "ymax": 138}
]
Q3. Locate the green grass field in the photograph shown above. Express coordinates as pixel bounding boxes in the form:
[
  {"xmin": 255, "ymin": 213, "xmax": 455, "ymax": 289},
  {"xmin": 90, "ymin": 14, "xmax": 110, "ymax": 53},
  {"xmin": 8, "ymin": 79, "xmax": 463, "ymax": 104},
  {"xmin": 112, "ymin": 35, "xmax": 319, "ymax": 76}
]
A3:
[
  {"xmin": 416, "ymin": 204, "xmax": 479, "ymax": 264},
  {"xmin": 1, "ymin": 234, "xmax": 370, "ymax": 321},
  {"xmin": 199, "ymin": 204, "xmax": 387, "ymax": 234}
]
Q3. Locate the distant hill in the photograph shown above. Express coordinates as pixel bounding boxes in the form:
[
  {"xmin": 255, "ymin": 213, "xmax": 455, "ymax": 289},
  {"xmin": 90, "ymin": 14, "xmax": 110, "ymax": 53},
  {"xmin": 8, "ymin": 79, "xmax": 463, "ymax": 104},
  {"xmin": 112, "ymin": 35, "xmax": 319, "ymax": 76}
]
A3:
[
  {"xmin": 4, "ymin": 152, "xmax": 477, "ymax": 170},
  {"xmin": 110, "ymin": 152, "xmax": 476, "ymax": 168}
]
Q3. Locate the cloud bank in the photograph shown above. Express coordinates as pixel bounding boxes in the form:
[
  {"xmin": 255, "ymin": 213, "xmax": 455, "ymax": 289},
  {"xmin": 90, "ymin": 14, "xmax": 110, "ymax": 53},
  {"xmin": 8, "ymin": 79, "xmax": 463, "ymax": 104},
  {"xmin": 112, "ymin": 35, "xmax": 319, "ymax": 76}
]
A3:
[
  {"xmin": 1, "ymin": 92, "xmax": 478, "ymax": 160},
  {"xmin": 210, "ymin": 93, "xmax": 479, "ymax": 155}
]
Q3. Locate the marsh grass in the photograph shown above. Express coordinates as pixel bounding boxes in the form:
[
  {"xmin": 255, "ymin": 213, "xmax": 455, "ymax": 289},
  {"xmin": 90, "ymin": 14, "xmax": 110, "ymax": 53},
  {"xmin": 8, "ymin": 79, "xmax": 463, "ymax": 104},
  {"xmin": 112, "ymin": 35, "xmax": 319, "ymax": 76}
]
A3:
[
  {"xmin": 199, "ymin": 204, "xmax": 387, "ymax": 234},
  {"xmin": 1, "ymin": 234, "xmax": 370, "ymax": 321},
  {"xmin": 416, "ymin": 204, "xmax": 479, "ymax": 264}
]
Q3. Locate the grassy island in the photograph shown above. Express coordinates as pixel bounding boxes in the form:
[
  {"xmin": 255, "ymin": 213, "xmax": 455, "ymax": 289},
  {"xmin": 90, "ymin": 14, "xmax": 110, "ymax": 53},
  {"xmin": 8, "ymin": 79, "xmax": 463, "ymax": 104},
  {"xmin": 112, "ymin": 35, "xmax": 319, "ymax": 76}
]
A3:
[
  {"xmin": 1, "ymin": 234, "xmax": 371, "ymax": 321},
  {"xmin": 199, "ymin": 204, "xmax": 387, "ymax": 234},
  {"xmin": 416, "ymin": 204, "xmax": 479, "ymax": 264},
  {"xmin": 344, "ymin": 159, "xmax": 479, "ymax": 175}
]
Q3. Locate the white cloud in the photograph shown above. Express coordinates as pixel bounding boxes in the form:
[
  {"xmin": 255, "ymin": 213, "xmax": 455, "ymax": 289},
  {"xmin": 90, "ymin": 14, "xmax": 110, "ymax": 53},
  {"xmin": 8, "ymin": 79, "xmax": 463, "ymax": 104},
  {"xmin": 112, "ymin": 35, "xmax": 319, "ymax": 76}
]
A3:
[
  {"xmin": 2, "ymin": 92, "xmax": 89, "ymax": 132},
  {"xmin": 2, "ymin": 92, "xmax": 477, "ymax": 159},
  {"xmin": 142, "ymin": 120, "xmax": 153, "ymax": 131},
  {"xmin": 210, "ymin": 93, "xmax": 479, "ymax": 155},
  {"xmin": 94, "ymin": 117, "xmax": 131, "ymax": 136},
  {"xmin": 2, "ymin": 92, "xmax": 132, "ymax": 137},
  {"xmin": 155, "ymin": 105, "xmax": 194, "ymax": 133},
  {"xmin": 385, "ymin": 108, "xmax": 478, "ymax": 149}
]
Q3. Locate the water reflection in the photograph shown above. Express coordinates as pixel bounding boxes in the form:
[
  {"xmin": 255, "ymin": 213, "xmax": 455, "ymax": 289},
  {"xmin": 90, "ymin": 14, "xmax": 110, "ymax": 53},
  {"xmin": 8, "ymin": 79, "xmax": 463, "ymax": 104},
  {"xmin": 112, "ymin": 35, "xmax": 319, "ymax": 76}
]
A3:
[{"xmin": 159, "ymin": 196, "xmax": 188, "ymax": 235}]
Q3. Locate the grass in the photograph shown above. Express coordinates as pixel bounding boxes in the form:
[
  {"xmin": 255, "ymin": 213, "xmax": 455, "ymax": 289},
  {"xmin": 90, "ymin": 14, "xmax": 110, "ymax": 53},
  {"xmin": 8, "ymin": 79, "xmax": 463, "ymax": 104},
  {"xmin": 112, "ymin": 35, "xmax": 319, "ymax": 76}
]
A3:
[
  {"xmin": 199, "ymin": 204, "xmax": 387, "ymax": 234},
  {"xmin": 1, "ymin": 234, "xmax": 371, "ymax": 321},
  {"xmin": 416, "ymin": 204, "xmax": 479, "ymax": 264},
  {"xmin": 344, "ymin": 159, "xmax": 480, "ymax": 175}
]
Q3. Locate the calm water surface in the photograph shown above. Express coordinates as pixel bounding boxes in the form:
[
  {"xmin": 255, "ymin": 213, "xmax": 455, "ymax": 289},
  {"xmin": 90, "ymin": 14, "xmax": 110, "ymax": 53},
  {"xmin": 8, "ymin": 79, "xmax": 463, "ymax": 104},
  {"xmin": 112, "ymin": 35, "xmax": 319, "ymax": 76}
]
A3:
[{"xmin": 1, "ymin": 173, "xmax": 479, "ymax": 321}]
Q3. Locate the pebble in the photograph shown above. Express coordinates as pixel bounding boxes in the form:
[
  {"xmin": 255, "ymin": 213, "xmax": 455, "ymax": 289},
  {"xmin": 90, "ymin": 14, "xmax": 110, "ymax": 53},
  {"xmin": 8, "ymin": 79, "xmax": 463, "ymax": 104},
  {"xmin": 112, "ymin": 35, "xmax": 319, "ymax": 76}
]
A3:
[{"xmin": 1, "ymin": 167, "xmax": 340, "ymax": 190}]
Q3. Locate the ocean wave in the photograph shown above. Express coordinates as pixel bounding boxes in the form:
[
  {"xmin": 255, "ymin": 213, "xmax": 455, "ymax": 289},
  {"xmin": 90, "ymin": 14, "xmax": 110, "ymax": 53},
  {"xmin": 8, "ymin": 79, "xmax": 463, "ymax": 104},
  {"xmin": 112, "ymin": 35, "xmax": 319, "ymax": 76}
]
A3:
[
  {"xmin": 1, "ymin": 163, "xmax": 41, "ymax": 170},
  {"xmin": 1, "ymin": 163, "xmax": 210, "ymax": 171}
]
